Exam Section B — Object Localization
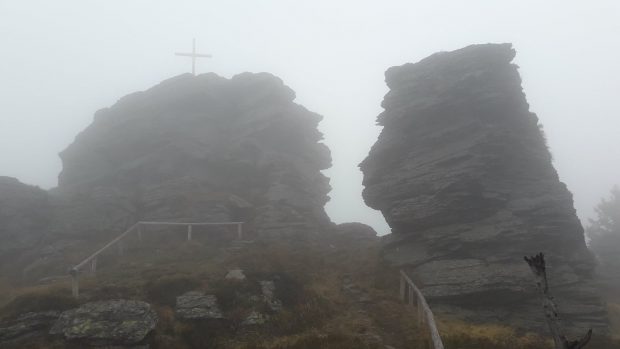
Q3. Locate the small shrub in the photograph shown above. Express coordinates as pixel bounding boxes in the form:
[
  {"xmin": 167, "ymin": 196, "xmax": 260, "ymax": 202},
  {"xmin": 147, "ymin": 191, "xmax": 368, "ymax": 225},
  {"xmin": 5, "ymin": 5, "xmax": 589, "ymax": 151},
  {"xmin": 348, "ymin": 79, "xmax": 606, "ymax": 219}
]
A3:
[
  {"xmin": 269, "ymin": 294, "xmax": 333, "ymax": 335},
  {"xmin": 0, "ymin": 287, "xmax": 78, "ymax": 319}
]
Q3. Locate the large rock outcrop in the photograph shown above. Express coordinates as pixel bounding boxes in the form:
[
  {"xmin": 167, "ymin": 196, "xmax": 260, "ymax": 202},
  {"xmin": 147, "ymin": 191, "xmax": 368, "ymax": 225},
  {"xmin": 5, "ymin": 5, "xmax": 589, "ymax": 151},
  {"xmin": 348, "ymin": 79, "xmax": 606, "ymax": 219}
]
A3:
[
  {"xmin": 360, "ymin": 44, "xmax": 606, "ymax": 332},
  {"xmin": 0, "ymin": 177, "xmax": 51, "ymax": 274},
  {"xmin": 53, "ymin": 73, "xmax": 332, "ymax": 239}
]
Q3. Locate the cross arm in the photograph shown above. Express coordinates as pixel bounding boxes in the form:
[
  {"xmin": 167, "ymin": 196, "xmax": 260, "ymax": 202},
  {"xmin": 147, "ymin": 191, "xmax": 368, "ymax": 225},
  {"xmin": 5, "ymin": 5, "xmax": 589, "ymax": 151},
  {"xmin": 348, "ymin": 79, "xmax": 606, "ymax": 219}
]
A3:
[{"xmin": 174, "ymin": 52, "xmax": 212, "ymax": 57}]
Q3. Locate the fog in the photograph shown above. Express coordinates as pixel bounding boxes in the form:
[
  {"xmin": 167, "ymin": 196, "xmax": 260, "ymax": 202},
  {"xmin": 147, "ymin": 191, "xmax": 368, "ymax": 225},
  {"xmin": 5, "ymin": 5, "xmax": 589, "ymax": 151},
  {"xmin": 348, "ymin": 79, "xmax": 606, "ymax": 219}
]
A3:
[{"xmin": 1, "ymin": 1, "xmax": 619, "ymax": 234}]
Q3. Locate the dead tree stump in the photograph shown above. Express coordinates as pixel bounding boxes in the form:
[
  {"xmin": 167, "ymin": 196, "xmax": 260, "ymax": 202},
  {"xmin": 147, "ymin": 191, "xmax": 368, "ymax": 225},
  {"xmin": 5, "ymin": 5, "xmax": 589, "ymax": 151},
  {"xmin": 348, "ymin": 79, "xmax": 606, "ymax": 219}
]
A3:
[{"xmin": 524, "ymin": 253, "xmax": 592, "ymax": 349}]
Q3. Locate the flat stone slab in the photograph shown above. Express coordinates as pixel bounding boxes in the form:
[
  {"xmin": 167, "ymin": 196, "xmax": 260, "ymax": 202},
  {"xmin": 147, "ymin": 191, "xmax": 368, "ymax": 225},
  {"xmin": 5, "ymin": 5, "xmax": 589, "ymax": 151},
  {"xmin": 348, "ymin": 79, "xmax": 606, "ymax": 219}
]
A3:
[
  {"xmin": 260, "ymin": 280, "xmax": 283, "ymax": 312},
  {"xmin": 225, "ymin": 269, "xmax": 246, "ymax": 281},
  {"xmin": 175, "ymin": 291, "xmax": 223, "ymax": 320},
  {"xmin": 241, "ymin": 311, "xmax": 267, "ymax": 326},
  {"xmin": 0, "ymin": 311, "xmax": 60, "ymax": 343},
  {"xmin": 50, "ymin": 300, "xmax": 157, "ymax": 345}
]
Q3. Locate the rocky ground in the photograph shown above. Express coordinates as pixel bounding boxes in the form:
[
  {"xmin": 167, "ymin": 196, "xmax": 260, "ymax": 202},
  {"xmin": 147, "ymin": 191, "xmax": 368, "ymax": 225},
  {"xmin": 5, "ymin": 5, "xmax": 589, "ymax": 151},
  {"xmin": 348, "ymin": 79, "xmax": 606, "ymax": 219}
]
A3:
[
  {"xmin": 1, "ymin": 224, "xmax": 618, "ymax": 348},
  {"xmin": 0, "ymin": 223, "xmax": 420, "ymax": 349}
]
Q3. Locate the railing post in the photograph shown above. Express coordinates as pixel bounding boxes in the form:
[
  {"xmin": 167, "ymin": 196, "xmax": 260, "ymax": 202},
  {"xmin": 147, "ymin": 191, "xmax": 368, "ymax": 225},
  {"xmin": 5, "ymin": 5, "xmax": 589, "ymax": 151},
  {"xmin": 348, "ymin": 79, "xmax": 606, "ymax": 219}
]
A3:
[
  {"xmin": 400, "ymin": 273, "xmax": 406, "ymax": 301},
  {"xmin": 409, "ymin": 286, "xmax": 415, "ymax": 306},
  {"xmin": 70, "ymin": 268, "xmax": 79, "ymax": 298},
  {"xmin": 117, "ymin": 240, "xmax": 124, "ymax": 256},
  {"xmin": 418, "ymin": 293, "xmax": 424, "ymax": 325},
  {"xmin": 237, "ymin": 223, "xmax": 243, "ymax": 240},
  {"xmin": 137, "ymin": 223, "xmax": 142, "ymax": 243},
  {"xmin": 91, "ymin": 257, "xmax": 97, "ymax": 274},
  {"xmin": 187, "ymin": 224, "xmax": 193, "ymax": 241}
]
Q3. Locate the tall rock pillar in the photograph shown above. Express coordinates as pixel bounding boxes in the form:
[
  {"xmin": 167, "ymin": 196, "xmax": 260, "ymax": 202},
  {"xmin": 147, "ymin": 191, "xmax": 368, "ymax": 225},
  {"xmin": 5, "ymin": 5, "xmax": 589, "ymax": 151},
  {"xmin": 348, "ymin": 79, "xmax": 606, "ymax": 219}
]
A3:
[{"xmin": 360, "ymin": 43, "xmax": 607, "ymax": 332}]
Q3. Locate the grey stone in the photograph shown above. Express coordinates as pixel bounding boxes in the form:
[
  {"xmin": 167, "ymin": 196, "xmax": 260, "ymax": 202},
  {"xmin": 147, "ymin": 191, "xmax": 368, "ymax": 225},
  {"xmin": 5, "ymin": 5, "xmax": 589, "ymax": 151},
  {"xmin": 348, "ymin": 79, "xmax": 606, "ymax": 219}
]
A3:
[
  {"xmin": 0, "ymin": 177, "xmax": 51, "ymax": 278},
  {"xmin": 49, "ymin": 300, "xmax": 157, "ymax": 345},
  {"xmin": 52, "ymin": 72, "xmax": 333, "ymax": 242},
  {"xmin": 225, "ymin": 269, "xmax": 246, "ymax": 281},
  {"xmin": 360, "ymin": 43, "xmax": 607, "ymax": 332},
  {"xmin": 260, "ymin": 280, "xmax": 283, "ymax": 312},
  {"xmin": 241, "ymin": 311, "xmax": 267, "ymax": 326},
  {"xmin": 175, "ymin": 291, "xmax": 223, "ymax": 320},
  {"xmin": 0, "ymin": 311, "xmax": 60, "ymax": 343}
]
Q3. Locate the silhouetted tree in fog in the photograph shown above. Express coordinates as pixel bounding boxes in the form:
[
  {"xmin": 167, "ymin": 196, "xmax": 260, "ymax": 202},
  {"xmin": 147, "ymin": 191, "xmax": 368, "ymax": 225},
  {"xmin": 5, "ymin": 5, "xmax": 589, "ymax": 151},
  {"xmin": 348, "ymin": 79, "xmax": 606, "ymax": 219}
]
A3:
[{"xmin": 587, "ymin": 186, "xmax": 620, "ymax": 278}]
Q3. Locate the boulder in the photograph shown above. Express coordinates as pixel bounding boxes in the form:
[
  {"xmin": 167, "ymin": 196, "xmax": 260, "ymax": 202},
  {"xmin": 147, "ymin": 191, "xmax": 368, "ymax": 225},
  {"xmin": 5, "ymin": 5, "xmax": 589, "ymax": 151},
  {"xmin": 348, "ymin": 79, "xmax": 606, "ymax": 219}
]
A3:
[
  {"xmin": 225, "ymin": 269, "xmax": 246, "ymax": 281},
  {"xmin": 241, "ymin": 311, "xmax": 268, "ymax": 326},
  {"xmin": 0, "ymin": 177, "xmax": 51, "ymax": 275},
  {"xmin": 334, "ymin": 222, "xmax": 378, "ymax": 240},
  {"xmin": 50, "ymin": 300, "xmax": 157, "ymax": 345},
  {"xmin": 260, "ymin": 280, "xmax": 283, "ymax": 312},
  {"xmin": 175, "ymin": 291, "xmax": 223, "ymax": 320},
  {"xmin": 360, "ymin": 43, "xmax": 607, "ymax": 332},
  {"xmin": 0, "ymin": 311, "xmax": 60, "ymax": 343}
]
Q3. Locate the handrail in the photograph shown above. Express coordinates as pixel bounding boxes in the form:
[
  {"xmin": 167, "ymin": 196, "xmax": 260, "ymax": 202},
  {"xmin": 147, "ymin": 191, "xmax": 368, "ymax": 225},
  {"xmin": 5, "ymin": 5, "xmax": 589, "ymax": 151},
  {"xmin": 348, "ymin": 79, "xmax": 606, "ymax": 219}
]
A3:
[
  {"xmin": 69, "ymin": 220, "xmax": 244, "ymax": 298},
  {"xmin": 139, "ymin": 221, "xmax": 243, "ymax": 226},
  {"xmin": 73, "ymin": 223, "xmax": 139, "ymax": 270},
  {"xmin": 399, "ymin": 269, "xmax": 445, "ymax": 349}
]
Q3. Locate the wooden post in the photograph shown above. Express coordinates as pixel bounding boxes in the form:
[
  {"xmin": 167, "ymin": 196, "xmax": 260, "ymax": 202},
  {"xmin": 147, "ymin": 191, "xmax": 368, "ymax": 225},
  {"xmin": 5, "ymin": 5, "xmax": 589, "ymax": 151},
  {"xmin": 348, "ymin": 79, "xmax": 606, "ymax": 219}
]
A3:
[
  {"xmin": 418, "ymin": 293, "xmax": 425, "ymax": 325},
  {"xmin": 91, "ymin": 257, "xmax": 97, "ymax": 274},
  {"xmin": 237, "ymin": 223, "xmax": 243, "ymax": 240},
  {"xmin": 400, "ymin": 274, "xmax": 406, "ymax": 301},
  {"xmin": 409, "ymin": 287, "xmax": 415, "ymax": 306},
  {"xmin": 187, "ymin": 224, "xmax": 193, "ymax": 241},
  {"xmin": 70, "ymin": 268, "xmax": 79, "ymax": 298},
  {"xmin": 117, "ymin": 240, "xmax": 125, "ymax": 256}
]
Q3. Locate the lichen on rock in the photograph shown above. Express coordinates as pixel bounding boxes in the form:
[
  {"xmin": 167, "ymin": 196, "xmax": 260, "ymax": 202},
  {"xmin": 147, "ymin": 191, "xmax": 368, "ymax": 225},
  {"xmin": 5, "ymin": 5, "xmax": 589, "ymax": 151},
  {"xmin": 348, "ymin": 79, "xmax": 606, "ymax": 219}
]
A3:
[{"xmin": 49, "ymin": 300, "xmax": 157, "ymax": 345}]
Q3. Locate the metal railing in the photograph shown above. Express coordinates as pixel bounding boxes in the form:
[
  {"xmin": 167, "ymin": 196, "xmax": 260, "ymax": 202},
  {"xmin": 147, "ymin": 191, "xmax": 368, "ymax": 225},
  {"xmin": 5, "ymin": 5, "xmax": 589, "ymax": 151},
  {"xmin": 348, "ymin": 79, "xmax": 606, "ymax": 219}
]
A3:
[
  {"xmin": 399, "ymin": 270, "xmax": 445, "ymax": 349},
  {"xmin": 69, "ymin": 220, "xmax": 244, "ymax": 298}
]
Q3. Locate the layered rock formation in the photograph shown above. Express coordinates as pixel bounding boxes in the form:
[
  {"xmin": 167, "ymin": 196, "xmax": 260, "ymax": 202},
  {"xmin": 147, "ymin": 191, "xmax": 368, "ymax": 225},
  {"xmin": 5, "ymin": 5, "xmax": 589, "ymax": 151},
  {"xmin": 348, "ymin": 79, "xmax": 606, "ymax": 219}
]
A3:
[
  {"xmin": 54, "ymin": 73, "xmax": 332, "ymax": 239},
  {"xmin": 360, "ymin": 44, "xmax": 607, "ymax": 331},
  {"xmin": 0, "ymin": 177, "xmax": 51, "ymax": 273}
]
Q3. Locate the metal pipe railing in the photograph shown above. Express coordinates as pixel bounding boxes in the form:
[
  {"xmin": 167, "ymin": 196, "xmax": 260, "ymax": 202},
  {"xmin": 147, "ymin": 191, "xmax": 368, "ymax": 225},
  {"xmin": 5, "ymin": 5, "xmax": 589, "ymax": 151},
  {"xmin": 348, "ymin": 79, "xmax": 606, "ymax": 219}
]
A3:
[
  {"xmin": 399, "ymin": 270, "xmax": 445, "ymax": 349},
  {"xmin": 69, "ymin": 220, "xmax": 244, "ymax": 298}
]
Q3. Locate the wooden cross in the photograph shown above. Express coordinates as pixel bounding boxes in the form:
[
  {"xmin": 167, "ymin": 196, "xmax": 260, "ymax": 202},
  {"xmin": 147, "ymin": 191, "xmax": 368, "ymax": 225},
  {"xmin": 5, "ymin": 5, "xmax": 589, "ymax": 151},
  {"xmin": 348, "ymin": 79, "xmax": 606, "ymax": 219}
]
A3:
[{"xmin": 175, "ymin": 38, "xmax": 212, "ymax": 75}]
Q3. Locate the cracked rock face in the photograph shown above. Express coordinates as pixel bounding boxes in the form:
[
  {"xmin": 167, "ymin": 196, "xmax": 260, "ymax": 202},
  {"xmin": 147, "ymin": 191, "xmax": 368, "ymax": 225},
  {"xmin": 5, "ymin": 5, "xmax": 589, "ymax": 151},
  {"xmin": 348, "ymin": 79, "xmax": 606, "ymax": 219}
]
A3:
[
  {"xmin": 175, "ymin": 291, "xmax": 223, "ymax": 320},
  {"xmin": 360, "ymin": 43, "xmax": 607, "ymax": 332},
  {"xmin": 54, "ymin": 73, "xmax": 332, "ymax": 239},
  {"xmin": 0, "ymin": 177, "xmax": 51, "ymax": 266},
  {"xmin": 0, "ymin": 311, "xmax": 60, "ymax": 343},
  {"xmin": 50, "ymin": 300, "xmax": 157, "ymax": 345}
]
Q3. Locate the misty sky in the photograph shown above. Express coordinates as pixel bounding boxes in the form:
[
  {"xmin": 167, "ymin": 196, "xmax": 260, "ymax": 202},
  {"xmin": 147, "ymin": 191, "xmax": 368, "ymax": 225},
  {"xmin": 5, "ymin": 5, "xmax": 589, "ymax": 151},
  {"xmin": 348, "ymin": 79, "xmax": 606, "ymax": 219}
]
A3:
[{"xmin": 1, "ymin": 1, "xmax": 619, "ymax": 234}]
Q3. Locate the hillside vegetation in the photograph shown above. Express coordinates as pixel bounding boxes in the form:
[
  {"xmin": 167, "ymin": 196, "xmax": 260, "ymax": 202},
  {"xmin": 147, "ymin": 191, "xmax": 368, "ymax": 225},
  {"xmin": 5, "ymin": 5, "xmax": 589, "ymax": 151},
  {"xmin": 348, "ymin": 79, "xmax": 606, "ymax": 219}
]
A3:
[{"xmin": 1, "ymin": 226, "xmax": 618, "ymax": 348}]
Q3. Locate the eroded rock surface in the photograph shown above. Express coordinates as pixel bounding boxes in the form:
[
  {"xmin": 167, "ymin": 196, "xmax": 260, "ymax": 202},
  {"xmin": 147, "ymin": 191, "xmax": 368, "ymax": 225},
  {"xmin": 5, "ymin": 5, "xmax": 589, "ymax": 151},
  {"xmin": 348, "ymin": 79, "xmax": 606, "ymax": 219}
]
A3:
[
  {"xmin": 225, "ymin": 269, "xmax": 246, "ymax": 281},
  {"xmin": 54, "ymin": 72, "xmax": 332, "ymax": 240},
  {"xmin": 260, "ymin": 280, "xmax": 283, "ymax": 312},
  {"xmin": 50, "ymin": 300, "xmax": 157, "ymax": 345},
  {"xmin": 360, "ymin": 43, "xmax": 606, "ymax": 332},
  {"xmin": 0, "ymin": 177, "xmax": 51, "ymax": 273},
  {"xmin": 175, "ymin": 291, "xmax": 223, "ymax": 320},
  {"xmin": 0, "ymin": 311, "xmax": 60, "ymax": 343}
]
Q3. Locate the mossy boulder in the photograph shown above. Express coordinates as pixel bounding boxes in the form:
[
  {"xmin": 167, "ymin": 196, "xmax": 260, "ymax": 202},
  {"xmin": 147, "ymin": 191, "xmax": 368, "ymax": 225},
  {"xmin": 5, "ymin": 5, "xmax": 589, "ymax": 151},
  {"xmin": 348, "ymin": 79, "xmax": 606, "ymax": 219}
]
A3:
[{"xmin": 49, "ymin": 299, "xmax": 157, "ymax": 345}]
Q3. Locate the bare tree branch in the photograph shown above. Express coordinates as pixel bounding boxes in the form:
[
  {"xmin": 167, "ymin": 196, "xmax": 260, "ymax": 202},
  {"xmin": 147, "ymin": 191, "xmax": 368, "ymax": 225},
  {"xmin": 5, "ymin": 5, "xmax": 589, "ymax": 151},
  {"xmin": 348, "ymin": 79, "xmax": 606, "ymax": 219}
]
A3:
[{"xmin": 524, "ymin": 252, "xmax": 592, "ymax": 349}]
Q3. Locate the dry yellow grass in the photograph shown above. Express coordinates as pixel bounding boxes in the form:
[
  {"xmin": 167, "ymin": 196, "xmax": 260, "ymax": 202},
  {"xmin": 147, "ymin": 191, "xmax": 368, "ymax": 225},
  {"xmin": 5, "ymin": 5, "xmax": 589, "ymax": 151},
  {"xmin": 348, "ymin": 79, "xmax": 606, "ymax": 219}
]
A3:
[
  {"xmin": 609, "ymin": 302, "xmax": 620, "ymax": 340},
  {"xmin": 2, "ymin": 234, "xmax": 619, "ymax": 348}
]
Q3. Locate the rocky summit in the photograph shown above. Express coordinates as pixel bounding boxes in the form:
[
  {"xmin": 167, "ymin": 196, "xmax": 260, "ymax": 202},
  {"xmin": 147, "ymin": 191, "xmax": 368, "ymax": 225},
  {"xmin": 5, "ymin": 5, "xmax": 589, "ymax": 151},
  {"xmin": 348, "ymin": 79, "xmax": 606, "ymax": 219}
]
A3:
[
  {"xmin": 53, "ymin": 72, "xmax": 332, "ymax": 239},
  {"xmin": 360, "ymin": 43, "xmax": 607, "ymax": 332}
]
